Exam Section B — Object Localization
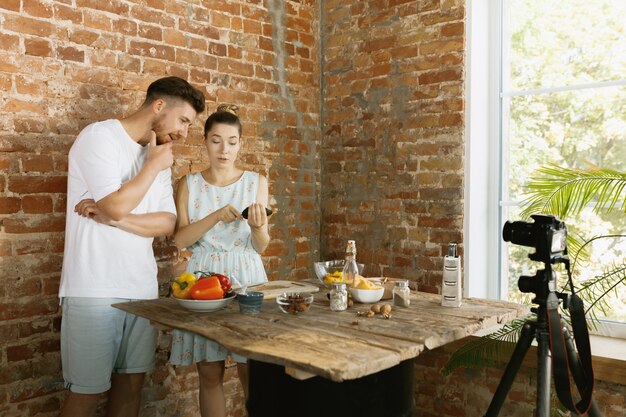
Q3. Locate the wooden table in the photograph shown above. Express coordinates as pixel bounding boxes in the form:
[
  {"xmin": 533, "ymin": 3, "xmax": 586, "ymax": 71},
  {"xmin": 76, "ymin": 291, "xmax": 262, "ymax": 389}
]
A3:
[{"xmin": 114, "ymin": 286, "xmax": 526, "ymax": 380}]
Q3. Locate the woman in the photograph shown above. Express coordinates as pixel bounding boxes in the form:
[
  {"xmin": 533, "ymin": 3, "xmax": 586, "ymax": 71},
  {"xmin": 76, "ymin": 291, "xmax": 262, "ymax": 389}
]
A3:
[{"xmin": 170, "ymin": 104, "xmax": 271, "ymax": 417}]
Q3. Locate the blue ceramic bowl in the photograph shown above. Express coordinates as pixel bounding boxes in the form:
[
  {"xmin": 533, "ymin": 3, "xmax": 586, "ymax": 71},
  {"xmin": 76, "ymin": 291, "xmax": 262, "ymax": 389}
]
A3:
[{"xmin": 237, "ymin": 291, "xmax": 264, "ymax": 314}]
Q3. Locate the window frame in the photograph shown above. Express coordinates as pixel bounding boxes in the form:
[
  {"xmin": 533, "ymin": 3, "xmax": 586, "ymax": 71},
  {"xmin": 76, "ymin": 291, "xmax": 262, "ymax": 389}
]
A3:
[{"xmin": 464, "ymin": 0, "xmax": 626, "ymax": 338}]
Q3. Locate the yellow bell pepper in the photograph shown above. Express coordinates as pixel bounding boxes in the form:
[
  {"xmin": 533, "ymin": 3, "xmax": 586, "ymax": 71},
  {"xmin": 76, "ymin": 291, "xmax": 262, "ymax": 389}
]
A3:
[{"xmin": 171, "ymin": 273, "xmax": 197, "ymax": 299}]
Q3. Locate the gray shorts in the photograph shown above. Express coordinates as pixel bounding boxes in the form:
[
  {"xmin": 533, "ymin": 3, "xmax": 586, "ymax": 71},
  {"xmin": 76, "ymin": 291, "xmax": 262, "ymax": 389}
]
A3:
[{"xmin": 60, "ymin": 297, "xmax": 157, "ymax": 394}]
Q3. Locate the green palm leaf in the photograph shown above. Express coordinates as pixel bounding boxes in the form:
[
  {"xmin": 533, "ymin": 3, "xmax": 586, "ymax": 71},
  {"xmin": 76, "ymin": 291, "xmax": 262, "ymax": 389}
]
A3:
[
  {"xmin": 442, "ymin": 316, "xmax": 530, "ymax": 375},
  {"xmin": 444, "ymin": 164, "xmax": 625, "ymax": 376},
  {"xmin": 520, "ymin": 164, "xmax": 626, "ymax": 219},
  {"xmin": 577, "ymin": 261, "xmax": 626, "ymax": 322}
]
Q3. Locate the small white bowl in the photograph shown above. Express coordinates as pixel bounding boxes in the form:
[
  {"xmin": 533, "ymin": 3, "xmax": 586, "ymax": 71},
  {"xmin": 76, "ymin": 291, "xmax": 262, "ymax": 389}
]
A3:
[
  {"xmin": 349, "ymin": 287, "xmax": 384, "ymax": 303},
  {"xmin": 174, "ymin": 294, "xmax": 236, "ymax": 312}
]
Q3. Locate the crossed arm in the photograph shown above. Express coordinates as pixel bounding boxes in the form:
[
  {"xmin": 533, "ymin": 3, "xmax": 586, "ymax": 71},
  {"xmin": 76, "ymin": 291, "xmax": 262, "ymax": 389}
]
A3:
[{"xmin": 74, "ymin": 198, "xmax": 175, "ymax": 238}]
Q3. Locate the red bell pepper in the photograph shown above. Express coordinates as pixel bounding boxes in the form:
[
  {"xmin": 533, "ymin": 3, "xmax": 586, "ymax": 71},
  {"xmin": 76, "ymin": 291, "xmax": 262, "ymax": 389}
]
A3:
[
  {"xmin": 190, "ymin": 276, "xmax": 224, "ymax": 300},
  {"xmin": 195, "ymin": 271, "xmax": 232, "ymax": 294}
]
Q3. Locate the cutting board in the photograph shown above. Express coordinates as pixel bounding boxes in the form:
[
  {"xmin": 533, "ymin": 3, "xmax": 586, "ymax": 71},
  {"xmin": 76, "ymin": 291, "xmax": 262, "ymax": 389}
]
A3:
[{"xmin": 243, "ymin": 280, "xmax": 319, "ymax": 300}]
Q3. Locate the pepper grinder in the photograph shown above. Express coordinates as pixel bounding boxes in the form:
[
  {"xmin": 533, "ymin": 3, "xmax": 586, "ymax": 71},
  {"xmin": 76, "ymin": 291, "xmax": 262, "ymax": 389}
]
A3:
[{"xmin": 441, "ymin": 243, "xmax": 462, "ymax": 307}]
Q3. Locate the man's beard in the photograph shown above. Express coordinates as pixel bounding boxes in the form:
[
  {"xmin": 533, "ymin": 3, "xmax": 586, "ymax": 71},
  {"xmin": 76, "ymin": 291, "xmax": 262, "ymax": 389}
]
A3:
[{"xmin": 151, "ymin": 115, "xmax": 171, "ymax": 144}]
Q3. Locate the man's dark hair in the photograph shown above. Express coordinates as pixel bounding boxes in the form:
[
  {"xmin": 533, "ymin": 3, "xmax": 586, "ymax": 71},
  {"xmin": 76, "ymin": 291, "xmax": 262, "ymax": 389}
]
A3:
[{"xmin": 145, "ymin": 76, "xmax": 205, "ymax": 114}]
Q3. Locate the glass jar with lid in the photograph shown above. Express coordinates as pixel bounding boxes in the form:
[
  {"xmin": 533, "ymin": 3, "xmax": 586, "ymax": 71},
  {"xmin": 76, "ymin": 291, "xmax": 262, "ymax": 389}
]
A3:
[
  {"xmin": 393, "ymin": 280, "xmax": 410, "ymax": 307},
  {"xmin": 330, "ymin": 283, "xmax": 348, "ymax": 311}
]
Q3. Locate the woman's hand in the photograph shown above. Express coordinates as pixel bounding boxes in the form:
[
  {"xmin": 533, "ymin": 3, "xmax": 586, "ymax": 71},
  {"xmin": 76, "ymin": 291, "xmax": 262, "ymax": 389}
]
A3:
[
  {"xmin": 246, "ymin": 203, "xmax": 269, "ymax": 229},
  {"xmin": 217, "ymin": 204, "xmax": 243, "ymax": 224}
]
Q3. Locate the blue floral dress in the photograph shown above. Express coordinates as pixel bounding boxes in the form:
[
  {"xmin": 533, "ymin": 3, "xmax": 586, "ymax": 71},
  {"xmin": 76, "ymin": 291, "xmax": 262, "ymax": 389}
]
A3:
[{"xmin": 170, "ymin": 171, "xmax": 268, "ymax": 365}]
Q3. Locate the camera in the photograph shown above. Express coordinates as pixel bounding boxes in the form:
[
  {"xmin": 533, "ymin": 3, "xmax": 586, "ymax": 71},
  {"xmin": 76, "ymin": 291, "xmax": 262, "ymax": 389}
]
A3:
[{"xmin": 502, "ymin": 214, "xmax": 568, "ymax": 264}]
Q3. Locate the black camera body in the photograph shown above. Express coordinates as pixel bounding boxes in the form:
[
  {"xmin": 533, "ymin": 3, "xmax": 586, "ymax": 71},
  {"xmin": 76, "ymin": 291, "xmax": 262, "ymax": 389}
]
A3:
[{"xmin": 502, "ymin": 214, "xmax": 568, "ymax": 264}]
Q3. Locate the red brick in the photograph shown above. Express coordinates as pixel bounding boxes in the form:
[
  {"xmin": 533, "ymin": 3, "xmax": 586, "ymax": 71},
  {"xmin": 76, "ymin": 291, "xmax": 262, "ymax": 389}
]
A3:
[
  {"xmin": 129, "ymin": 40, "xmax": 175, "ymax": 61},
  {"xmin": 3, "ymin": 215, "xmax": 66, "ymax": 233},
  {"xmin": 178, "ymin": 17, "xmax": 219, "ymax": 39},
  {"xmin": 4, "ymin": 15, "xmax": 55, "ymax": 37},
  {"xmin": 218, "ymin": 59, "xmax": 254, "ymax": 77},
  {"xmin": 442, "ymin": 21, "xmax": 464, "ymax": 37},
  {"xmin": 55, "ymin": 4, "xmax": 83, "ymax": 23},
  {"xmin": 0, "ymin": 0, "xmax": 19, "ymax": 11},
  {"xmin": 138, "ymin": 24, "xmax": 163, "ymax": 41},
  {"xmin": 419, "ymin": 69, "xmax": 462, "ymax": 85},
  {"xmin": 439, "ymin": 113, "xmax": 463, "ymax": 127},
  {"xmin": 14, "ymin": 75, "xmax": 44, "ymax": 96},
  {"xmin": 144, "ymin": 59, "xmax": 167, "ymax": 75},
  {"xmin": 22, "ymin": 155, "xmax": 53, "ymax": 172},
  {"xmin": 211, "ymin": 1, "xmax": 240, "ymax": 15},
  {"xmin": 118, "ymin": 55, "xmax": 141, "ymax": 72},
  {"xmin": 76, "ymin": 0, "xmax": 129, "ymax": 15},
  {"xmin": 57, "ymin": 46, "xmax": 85, "ymax": 62},
  {"xmin": 83, "ymin": 9, "xmax": 112, "ymax": 30},
  {"xmin": 258, "ymin": 36, "xmax": 273, "ymax": 52},
  {"xmin": 209, "ymin": 42, "xmax": 227, "ymax": 57},
  {"xmin": 24, "ymin": 0, "xmax": 54, "ymax": 18},
  {"xmin": 420, "ymin": 38, "xmax": 464, "ymax": 55},
  {"xmin": 50, "ymin": 194, "xmax": 64, "ymax": 215},
  {"xmin": 362, "ymin": 36, "xmax": 396, "ymax": 53},
  {"xmin": 243, "ymin": 19, "xmax": 262, "ymax": 35},
  {"xmin": 0, "ymin": 32, "xmax": 20, "ymax": 51},
  {"xmin": 8, "ymin": 175, "xmax": 67, "ymax": 194},
  {"xmin": 0, "ymin": 197, "xmax": 21, "ymax": 214},
  {"xmin": 0, "ymin": 239, "xmax": 12, "ymax": 257},
  {"xmin": 14, "ymin": 238, "xmax": 48, "ymax": 255},
  {"xmin": 7, "ymin": 343, "xmax": 36, "ymax": 362},
  {"xmin": 2, "ymin": 99, "xmax": 46, "ymax": 114},
  {"xmin": 24, "ymin": 38, "xmax": 53, "ymax": 58},
  {"xmin": 210, "ymin": 11, "xmax": 231, "ymax": 28},
  {"xmin": 21, "ymin": 195, "xmax": 53, "ymax": 214},
  {"xmin": 163, "ymin": 28, "xmax": 185, "ymax": 46}
]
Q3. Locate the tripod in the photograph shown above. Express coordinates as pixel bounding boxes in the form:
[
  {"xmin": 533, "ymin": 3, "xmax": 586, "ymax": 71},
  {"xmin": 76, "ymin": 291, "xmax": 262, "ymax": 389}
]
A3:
[{"xmin": 484, "ymin": 277, "xmax": 602, "ymax": 417}]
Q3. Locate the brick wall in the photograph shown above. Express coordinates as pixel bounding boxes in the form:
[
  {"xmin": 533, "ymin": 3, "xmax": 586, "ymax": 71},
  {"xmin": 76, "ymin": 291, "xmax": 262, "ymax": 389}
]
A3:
[
  {"xmin": 414, "ymin": 338, "xmax": 626, "ymax": 417},
  {"xmin": 0, "ymin": 0, "xmax": 320, "ymax": 416},
  {"xmin": 1, "ymin": 1, "xmax": 624, "ymax": 416},
  {"xmin": 321, "ymin": 0, "xmax": 465, "ymax": 292}
]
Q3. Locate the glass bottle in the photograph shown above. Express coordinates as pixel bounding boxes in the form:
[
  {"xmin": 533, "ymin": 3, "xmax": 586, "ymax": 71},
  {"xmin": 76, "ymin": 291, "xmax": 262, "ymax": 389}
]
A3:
[
  {"xmin": 330, "ymin": 283, "xmax": 348, "ymax": 311},
  {"xmin": 342, "ymin": 240, "xmax": 358, "ymax": 286},
  {"xmin": 393, "ymin": 280, "xmax": 410, "ymax": 307}
]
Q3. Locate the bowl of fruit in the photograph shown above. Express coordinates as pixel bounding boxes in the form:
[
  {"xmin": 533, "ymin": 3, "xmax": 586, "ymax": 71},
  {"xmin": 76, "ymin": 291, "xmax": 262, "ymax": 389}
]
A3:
[
  {"xmin": 171, "ymin": 271, "xmax": 236, "ymax": 312},
  {"xmin": 348, "ymin": 275, "xmax": 384, "ymax": 303},
  {"xmin": 314, "ymin": 260, "xmax": 365, "ymax": 287}
]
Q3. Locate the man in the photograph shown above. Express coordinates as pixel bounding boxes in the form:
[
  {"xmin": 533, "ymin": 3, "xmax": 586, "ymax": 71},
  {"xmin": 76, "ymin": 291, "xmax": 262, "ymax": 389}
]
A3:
[{"xmin": 59, "ymin": 76, "xmax": 205, "ymax": 417}]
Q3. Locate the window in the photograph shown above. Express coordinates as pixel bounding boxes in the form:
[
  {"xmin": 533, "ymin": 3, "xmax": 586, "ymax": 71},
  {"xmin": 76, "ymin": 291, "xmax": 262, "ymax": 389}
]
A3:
[{"xmin": 466, "ymin": 0, "xmax": 626, "ymax": 331}]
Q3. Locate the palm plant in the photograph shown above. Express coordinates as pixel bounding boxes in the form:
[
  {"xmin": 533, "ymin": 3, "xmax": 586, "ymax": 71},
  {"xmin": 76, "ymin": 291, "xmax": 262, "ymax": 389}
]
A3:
[{"xmin": 443, "ymin": 164, "xmax": 626, "ymax": 375}]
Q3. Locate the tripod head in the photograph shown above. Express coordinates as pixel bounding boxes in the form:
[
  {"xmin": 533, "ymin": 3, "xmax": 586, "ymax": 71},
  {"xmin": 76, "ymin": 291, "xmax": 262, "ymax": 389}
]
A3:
[
  {"xmin": 503, "ymin": 214, "xmax": 570, "ymax": 308},
  {"xmin": 518, "ymin": 269, "xmax": 569, "ymax": 314}
]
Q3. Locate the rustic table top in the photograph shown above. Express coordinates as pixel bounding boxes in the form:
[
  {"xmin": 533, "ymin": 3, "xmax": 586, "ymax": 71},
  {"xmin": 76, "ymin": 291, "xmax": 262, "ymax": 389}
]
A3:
[{"xmin": 113, "ymin": 285, "xmax": 527, "ymax": 382}]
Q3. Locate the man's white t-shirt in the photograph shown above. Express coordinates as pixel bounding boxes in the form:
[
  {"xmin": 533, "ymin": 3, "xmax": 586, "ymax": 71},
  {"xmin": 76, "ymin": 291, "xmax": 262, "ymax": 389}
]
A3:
[{"xmin": 59, "ymin": 119, "xmax": 176, "ymax": 300}]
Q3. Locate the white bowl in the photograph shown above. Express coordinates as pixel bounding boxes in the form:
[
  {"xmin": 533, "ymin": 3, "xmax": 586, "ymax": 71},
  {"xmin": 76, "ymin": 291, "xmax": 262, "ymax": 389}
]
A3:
[
  {"xmin": 349, "ymin": 287, "xmax": 384, "ymax": 303},
  {"xmin": 174, "ymin": 294, "xmax": 236, "ymax": 312}
]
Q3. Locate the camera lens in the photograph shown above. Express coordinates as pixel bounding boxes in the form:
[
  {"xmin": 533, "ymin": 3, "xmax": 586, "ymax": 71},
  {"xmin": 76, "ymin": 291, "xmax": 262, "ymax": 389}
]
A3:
[
  {"xmin": 517, "ymin": 275, "xmax": 536, "ymax": 293},
  {"xmin": 502, "ymin": 220, "xmax": 536, "ymax": 248}
]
